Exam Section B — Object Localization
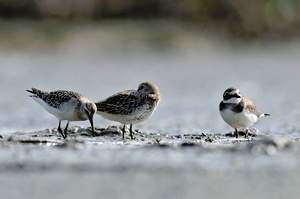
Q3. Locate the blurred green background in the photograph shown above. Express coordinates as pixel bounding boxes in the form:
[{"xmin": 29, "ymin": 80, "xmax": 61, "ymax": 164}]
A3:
[{"xmin": 0, "ymin": 0, "xmax": 299, "ymax": 38}]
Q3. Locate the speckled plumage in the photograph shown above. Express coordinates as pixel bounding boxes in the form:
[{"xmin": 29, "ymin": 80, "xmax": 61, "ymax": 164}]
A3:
[
  {"xmin": 28, "ymin": 88, "xmax": 86, "ymax": 109},
  {"xmin": 27, "ymin": 88, "xmax": 97, "ymax": 139},
  {"xmin": 95, "ymin": 82, "xmax": 160, "ymax": 139},
  {"xmin": 219, "ymin": 87, "xmax": 270, "ymax": 138}
]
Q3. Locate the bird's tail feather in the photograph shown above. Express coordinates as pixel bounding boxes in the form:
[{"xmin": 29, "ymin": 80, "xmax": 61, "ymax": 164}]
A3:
[{"xmin": 26, "ymin": 88, "xmax": 44, "ymax": 97}]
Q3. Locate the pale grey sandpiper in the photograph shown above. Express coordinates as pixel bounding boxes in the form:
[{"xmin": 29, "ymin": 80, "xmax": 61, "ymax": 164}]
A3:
[
  {"xmin": 219, "ymin": 87, "xmax": 270, "ymax": 138},
  {"xmin": 95, "ymin": 82, "xmax": 161, "ymax": 139},
  {"xmin": 26, "ymin": 88, "xmax": 97, "ymax": 139}
]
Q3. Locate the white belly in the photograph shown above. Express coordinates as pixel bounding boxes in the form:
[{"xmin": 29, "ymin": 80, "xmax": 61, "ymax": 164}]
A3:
[
  {"xmin": 220, "ymin": 108, "xmax": 258, "ymax": 129},
  {"xmin": 33, "ymin": 97, "xmax": 82, "ymax": 121}
]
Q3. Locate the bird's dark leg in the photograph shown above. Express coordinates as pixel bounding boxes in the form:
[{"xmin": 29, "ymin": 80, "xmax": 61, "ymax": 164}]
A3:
[
  {"xmin": 122, "ymin": 125, "xmax": 126, "ymax": 139},
  {"xmin": 57, "ymin": 121, "xmax": 65, "ymax": 139},
  {"xmin": 235, "ymin": 128, "xmax": 239, "ymax": 138},
  {"xmin": 245, "ymin": 128, "xmax": 249, "ymax": 138},
  {"xmin": 64, "ymin": 121, "xmax": 69, "ymax": 139},
  {"xmin": 129, "ymin": 124, "xmax": 134, "ymax": 140}
]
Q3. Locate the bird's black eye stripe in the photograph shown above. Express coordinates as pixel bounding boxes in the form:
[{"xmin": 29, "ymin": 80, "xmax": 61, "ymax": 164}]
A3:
[
  {"xmin": 223, "ymin": 92, "xmax": 241, "ymax": 100},
  {"xmin": 223, "ymin": 93, "xmax": 230, "ymax": 100},
  {"xmin": 224, "ymin": 93, "xmax": 231, "ymax": 98}
]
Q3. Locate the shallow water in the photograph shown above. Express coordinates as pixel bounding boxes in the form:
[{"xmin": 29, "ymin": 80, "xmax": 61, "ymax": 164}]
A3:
[{"xmin": 0, "ymin": 20, "xmax": 300, "ymax": 199}]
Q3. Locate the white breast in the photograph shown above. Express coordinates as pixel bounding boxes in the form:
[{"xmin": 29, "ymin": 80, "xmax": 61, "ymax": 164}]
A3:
[{"xmin": 220, "ymin": 108, "xmax": 258, "ymax": 129}]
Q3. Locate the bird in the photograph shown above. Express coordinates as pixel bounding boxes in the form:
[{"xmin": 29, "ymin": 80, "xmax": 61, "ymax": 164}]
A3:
[
  {"xmin": 95, "ymin": 82, "xmax": 160, "ymax": 139},
  {"xmin": 219, "ymin": 87, "xmax": 270, "ymax": 138},
  {"xmin": 26, "ymin": 88, "xmax": 97, "ymax": 139}
]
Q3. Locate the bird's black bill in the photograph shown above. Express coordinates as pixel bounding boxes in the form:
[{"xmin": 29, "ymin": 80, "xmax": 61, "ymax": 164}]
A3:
[
  {"xmin": 234, "ymin": 94, "xmax": 241, "ymax": 98},
  {"xmin": 89, "ymin": 116, "xmax": 95, "ymax": 137}
]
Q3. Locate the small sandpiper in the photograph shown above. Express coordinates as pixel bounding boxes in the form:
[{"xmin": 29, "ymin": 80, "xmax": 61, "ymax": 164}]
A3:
[
  {"xmin": 95, "ymin": 82, "xmax": 160, "ymax": 139},
  {"xmin": 26, "ymin": 88, "xmax": 97, "ymax": 139},
  {"xmin": 219, "ymin": 87, "xmax": 270, "ymax": 138}
]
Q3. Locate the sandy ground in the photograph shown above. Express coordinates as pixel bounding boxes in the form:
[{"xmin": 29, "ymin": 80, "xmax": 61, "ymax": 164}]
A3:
[{"xmin": 1, "ymin": 127, "xmax": 300, "ymax": 199}]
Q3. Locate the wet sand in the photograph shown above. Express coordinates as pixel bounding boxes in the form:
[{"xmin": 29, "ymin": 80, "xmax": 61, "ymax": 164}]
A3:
[{"xmin": 1, "ymin": 127, "xmax": 300, "ymax": 199}]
